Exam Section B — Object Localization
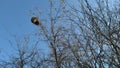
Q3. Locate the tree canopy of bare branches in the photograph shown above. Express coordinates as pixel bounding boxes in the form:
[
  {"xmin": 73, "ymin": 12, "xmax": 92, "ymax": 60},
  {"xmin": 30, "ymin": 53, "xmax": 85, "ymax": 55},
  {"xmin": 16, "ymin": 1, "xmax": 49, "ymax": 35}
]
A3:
[{"xmin": 1, "ymin": 0, "xmax": 120, "ymax": 68}]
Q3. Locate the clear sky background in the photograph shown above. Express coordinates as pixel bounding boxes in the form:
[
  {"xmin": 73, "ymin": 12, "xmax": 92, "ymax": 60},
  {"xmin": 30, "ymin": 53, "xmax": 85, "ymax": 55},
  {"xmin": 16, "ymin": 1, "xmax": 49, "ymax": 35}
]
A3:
[
  {"xmin": 0, "ymin": 0, "xmax": 49, "ymax": 59},
  {"xmin": 0, "ymin": 0, "xmax": 118, "ymax": 61}
]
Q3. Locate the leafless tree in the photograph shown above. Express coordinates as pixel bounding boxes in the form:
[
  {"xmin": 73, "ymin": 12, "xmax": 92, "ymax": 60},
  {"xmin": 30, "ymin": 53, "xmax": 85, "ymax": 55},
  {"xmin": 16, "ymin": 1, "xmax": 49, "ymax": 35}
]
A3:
[
  {"xmin": 0, "ymin": 36, "xmax": 45, "ymax": 68},
  {"xmin": 1, "ymin": 0, "xmax": 119, "ymax": 68},
  {"xmin": 34, "ymin": 0, "xmax": 120, "ymax": 67},
  {"xmin": 58, "ymin": 0, "xmax": 120, "ymax": 67}
]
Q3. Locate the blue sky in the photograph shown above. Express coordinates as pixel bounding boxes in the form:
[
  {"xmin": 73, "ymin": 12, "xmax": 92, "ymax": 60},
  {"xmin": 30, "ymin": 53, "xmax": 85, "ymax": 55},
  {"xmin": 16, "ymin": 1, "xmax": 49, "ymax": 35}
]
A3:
[
  {"xmin": 0, "ymin": 0, "xmax": 118, "ymax": 62},
  {"xmin": 0, "ymin": 0, "xmax": 49, "ymax": 59}
]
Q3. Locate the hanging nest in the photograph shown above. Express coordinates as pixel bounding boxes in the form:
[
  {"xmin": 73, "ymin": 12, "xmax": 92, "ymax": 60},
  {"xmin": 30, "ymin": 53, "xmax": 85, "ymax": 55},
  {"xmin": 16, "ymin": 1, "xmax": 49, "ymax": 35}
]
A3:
[{"xmin": 31, "ymin": 17, "xmax": 39, "ymax": 25}]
